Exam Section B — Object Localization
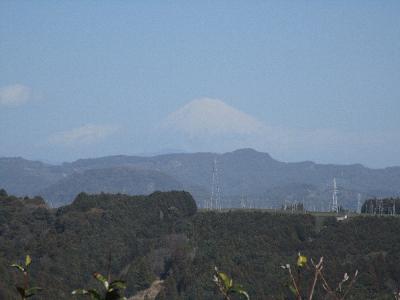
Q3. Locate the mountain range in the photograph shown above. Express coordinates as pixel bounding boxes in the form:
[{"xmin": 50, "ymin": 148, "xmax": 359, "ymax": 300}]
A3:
[{"xmin": 1, "ymin": 148, "xmax": 400, "ymax": 208}]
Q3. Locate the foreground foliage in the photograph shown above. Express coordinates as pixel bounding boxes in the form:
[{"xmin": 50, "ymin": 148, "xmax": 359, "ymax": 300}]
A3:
[
  {"xmin": 281, "ymin": 254, "xmax": 358, "ymax": 300},
  {"xmin": 72, "ymin": 272, "xmax": 127, "ymax": 300},
  {"xmin": 213, "ymin": 266, "xmax": 249, "ymax": 300},
  {"xmin": 10, "ymin": 255, "xmax": 42, "ymax": 299},
  {"xmin": 1, "ymin": 190, "xmax": 400, "ymax": 299}
]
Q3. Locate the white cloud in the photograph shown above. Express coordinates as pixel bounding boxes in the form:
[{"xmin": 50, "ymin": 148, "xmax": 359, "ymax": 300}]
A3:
[
  {"xmin": 0, "ymin": 84, "xmax": 32, "ymax": 106},
  {"xmin": 49, "ymin": 124, "xmax": 118, "ymax": 146}
]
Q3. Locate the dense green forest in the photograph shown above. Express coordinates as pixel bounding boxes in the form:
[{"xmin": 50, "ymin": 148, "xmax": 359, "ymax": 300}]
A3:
[{"xmin": 1, "ymin": 189, "xmax": 400, "ymax": 299}]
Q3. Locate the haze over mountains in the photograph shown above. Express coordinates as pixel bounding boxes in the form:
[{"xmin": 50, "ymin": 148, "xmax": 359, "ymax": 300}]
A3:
[{"xmin": 1, "ymin": 148, "xmax": 400, "ymax": 208}]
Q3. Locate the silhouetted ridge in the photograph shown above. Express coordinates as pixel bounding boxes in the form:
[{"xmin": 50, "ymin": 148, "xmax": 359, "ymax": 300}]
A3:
[{"xmin": 65, "ymin": 190, "xmax": 197, "ymax": 217}]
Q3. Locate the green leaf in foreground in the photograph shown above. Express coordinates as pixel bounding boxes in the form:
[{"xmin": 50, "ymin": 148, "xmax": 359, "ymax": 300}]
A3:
[
  {"xmin": 297, "ymin": 253, "xmax": 307, "ymax": 268},
  {"xmin": 25, "ymin": 255, "xmax": 32, "ymax": 268},
  {"xmin": 25, "ymin": 287, "xmax": 42, "ymax": 297},
  {"xmin": 218, "ymin": 271, "xmax": 233, "ymax": 289},
  {"xmin": 10, "ymin": 264, "xmax": 25, "ymax": 273},
  {"xmin": 214, "ymin": 266, "xmax": 250, "ymax": 299},
  {"xmin": 230, "ymin": 286, "xmax": 250, "ymax": 300},
  {"xmin": 109, "ymin": 280, "xmax": 126, "ymax": 290},
  {"xmin": 73, "ymin": 271, "xmax": 126, "ymax": 300},
  {"xmin": 72, "ymin": 289, "xmax": 102, "ymax": 300}
]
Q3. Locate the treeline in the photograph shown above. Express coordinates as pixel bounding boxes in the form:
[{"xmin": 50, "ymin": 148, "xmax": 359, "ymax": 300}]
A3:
[
  {"xmin": 362, "ymin": 197, "xmax": 400, "ymax": 215},
  {"xmin": 1, "ymin": 190, "xmax": 400, "ymax": 299}
]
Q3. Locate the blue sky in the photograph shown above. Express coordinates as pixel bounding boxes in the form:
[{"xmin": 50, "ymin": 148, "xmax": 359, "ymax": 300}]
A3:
[{"xmin": 0, "ymin": 1, "xmax": 399, "ymax": 167}]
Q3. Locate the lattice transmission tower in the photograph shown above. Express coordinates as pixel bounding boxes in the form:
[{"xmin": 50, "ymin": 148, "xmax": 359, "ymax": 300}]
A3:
[
  {"xmin": 357, "ymin": 193, "xmax": 362, "ymax": 214},
  {"xmin": 331, "ymin": 177, "xmax": 339, "ymax": 213},
  {"xmin": 207, "ymin": 157, "xmax": 222, "ymax": 210}
]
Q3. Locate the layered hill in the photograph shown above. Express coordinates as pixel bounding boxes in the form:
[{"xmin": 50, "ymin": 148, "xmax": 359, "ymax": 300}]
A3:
[
  {"xmin": 1, "ymin": 149, "xmax": 400, "ymax": 208},
  {"xmin": 0, "ymin": 157, "xmax": 65, "ymax": 195},
  {"xmin": 39, "ymin": 167, "xmax": 183, "ymax": 207}
]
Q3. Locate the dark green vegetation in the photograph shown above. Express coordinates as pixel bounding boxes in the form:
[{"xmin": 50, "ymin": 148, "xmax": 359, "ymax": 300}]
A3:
[
  {"xmin": 1, "ymin": 190, "xmax": 400, "ymax": 299},
  {"xmin": 2, "ymin": 148, "xmax": 400, "ymax": 209}
]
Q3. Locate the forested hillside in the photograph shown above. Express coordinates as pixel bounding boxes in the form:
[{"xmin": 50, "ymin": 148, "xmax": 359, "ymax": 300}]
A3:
[{"xmin": 1, "ymin": 190, "xmax": 400, "ymax": 299}]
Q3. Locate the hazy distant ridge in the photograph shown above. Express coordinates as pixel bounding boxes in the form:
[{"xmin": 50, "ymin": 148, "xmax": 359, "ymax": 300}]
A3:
[{"xmin": 1, "ymin": 149, "xmax": 399, "ymax": 208}]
